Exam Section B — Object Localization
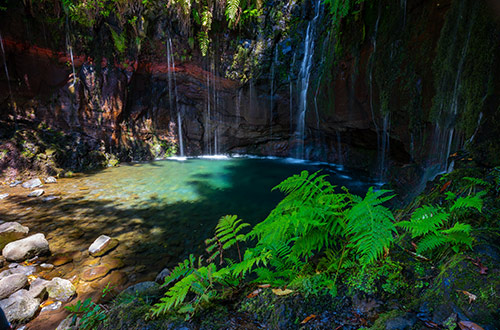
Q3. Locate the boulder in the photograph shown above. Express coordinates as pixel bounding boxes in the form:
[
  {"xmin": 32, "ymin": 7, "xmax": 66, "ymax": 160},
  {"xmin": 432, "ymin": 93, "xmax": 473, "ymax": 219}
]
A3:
[
  {"xmin": 27, "ymin": 189, "xmax": 44, "ymax": 197},
  {"xmin": 28, "ymin": 278, "xmax": 49, "ymax": 299},
  {"xmin": 88, "ymin": 235, "xmax": 118, "ymax": 257},
  {"xmin": 44, "ymin": 176, "xmax": 57, "ymax": 184},
  {"xmin": 2, "ymin": 233, "xmax": 50, "ymax": 262},
  {"xmin": 0, "ymin": 222, "xmax": 29, "ymax": 250},
  {"xmin": 21, "ymin": 178, "xmax": 42, "ymax": 189},
  {"xmin": 155, "ymin": 267, "xmax": 171, "ymax": 283},
  {"xmin": 46, "ymin": 277, "xmax": 76, "ymax": 302},
  {"xmin": 119, "ymin": 281, "xmax": 160, "ymax": 300},
  {"xmin": 0, "ymin": 274, "xmax": 28, "ymax": 299},
  {"xmin": 0, "ymin": 289, "xmax": 40, "ymax": 323},
  {"xmin": 9, "ymin": 180, "xmax": 22, "ymax": 188}
]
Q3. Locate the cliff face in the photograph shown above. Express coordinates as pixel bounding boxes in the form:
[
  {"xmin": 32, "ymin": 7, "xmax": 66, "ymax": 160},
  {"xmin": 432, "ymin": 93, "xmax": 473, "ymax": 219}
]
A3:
[{"xmin": 0, "ymin": 0, "xmax": 499, "ymax": 188}]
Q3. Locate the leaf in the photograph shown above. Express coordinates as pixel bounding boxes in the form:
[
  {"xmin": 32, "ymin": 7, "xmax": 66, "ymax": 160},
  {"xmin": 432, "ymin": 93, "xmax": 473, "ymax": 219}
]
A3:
[
  {"xmin": 300, "ymin": 314, "xmax": 317, "ymax": 324},
  {"xmin": 440, "ymin": 180, "xmax": 452, "ymax": 192},
  {"xmin": 257, "ymin": 284, "xmax": 271, "ymax": 288},
  {"xmin": 458, "ymin": 321, "xmax": 485, "ymax": 330},
  {"xmin": 246, "ymin": 288, "xmax": 262, "ymax": 298},
  {"xmin": 272, "ymin": 288, "xmax": 293, "ymax": 296}
]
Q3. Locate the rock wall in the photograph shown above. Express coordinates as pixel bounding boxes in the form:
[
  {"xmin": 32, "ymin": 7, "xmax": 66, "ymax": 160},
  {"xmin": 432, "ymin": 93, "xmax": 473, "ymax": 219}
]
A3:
[{"xmin": 0, "ymin": 0, "xmax": 499, "ymax": 188}]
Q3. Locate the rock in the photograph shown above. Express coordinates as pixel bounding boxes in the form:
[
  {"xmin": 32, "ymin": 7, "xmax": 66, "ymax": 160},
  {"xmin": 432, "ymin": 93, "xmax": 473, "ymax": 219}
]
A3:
[
  {"xmin": 119, "ymin": 281, "xmax": 160, "ymax": 298},
  {"xmin": 0, "ymin": 264, "xmax": 36, "ymax": 280},
  {"xmin": 41, "ymin": 300, "xmax": 62, "ymax": 313},
  {"xmin": 0, "ymin": 222, "xmax": 29, "ymax": 235},
  {"xmin": 44, "ymin": 176, "xmax": 57, "ymax": 184},
  {"xmin": 27, "ymin": 189, "xmax": 44, "ymax": 197},
  {"xmin": 0, "ymin": 193, "xmax": 8, "ymax": 200},
  {"xmin": 0, "ymin": 256, "xmax": 4, "ymax": 267},
  {"xmin": 40, "ymin": 263, "xmax": 54, "ymax": 269},
  {"xmin": 56, "ymin": 315, "xmax": 80, "ymax": 330},
  {"xmin": 88, "ymin": 235, "xmax": 118, "ymax": 257},
  {"xmin": 46, "ymin": 277, "xmax": 76, "ymax": 302},
  {"xmin": 385, "ymin": 313, "xmax": 417, "ymax": 330},
  {"xmin": 81, "ymin": 265, "xmax": 112, "ymax": 282},
  {"xmin": 0, "ymin": 274, "xmax": 28, "ymax": 299},
  {"xmin": 155, "ymin": 267, "xmax": 171, "ymax": 283},
  {"xmin": 52, "ymin": 254, "xmax": 73, "ymax": 266},
  {"xmin": 21, "ymin": 178, "xmax": 42, "ymax": 189},
  {"xmin": 2, "ymin": 233, "xmax": 50, "ymax": 262},
  {"xmin": 28, "ymin": 278, "xmax": 49, "ymax": 299},
  {"xmin": 42, "ymin": 195, "xmax": 60, "ymax": 202},
  {"xmin": 0, "ymin": 289, "xmax": 40, "ymax": 323},
  {"xmin": 0, "ymin": 222, "xmax": 29, "ymax": 250},
  {"xmin": 9, "ymin": 180, "xmax": 22, "ymax": 188}
]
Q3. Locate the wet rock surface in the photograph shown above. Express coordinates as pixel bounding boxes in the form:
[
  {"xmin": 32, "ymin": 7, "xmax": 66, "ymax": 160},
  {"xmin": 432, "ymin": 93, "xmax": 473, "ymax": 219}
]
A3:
[{"xmin": 88, "ymin": 235, "xmax": 118, "ymax": 257}]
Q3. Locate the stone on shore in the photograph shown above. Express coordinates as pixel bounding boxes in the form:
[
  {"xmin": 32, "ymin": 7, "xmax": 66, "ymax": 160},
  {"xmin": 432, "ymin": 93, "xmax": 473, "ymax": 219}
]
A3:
[
  {"xmin": 28, "ymin": 189, "xmax": 44, "ymax": 197},
  {"xmin": 21, "ymin": 178, "xmax": 42, "ymax": 189},
  {"xmin": 2, "ymin": 233, "xmax": 50, "ymax": 262},
  {"xmin": 0, "ymin": 274, "xmax": 28, "ymax": 300},
  {"xmin": 88, "ymin": 235, "xmax": 118, "ymax": 257},
  {"xmin": 46, "ymin": 277, "xmax": 76, "ymax": 302},
  {"xmin": 0, "ymin": 289, "xmax": 40, "ymax": 323},
  {"xmin": 44, "ymin": 176, "xmax": 57, "ymax": 184}
]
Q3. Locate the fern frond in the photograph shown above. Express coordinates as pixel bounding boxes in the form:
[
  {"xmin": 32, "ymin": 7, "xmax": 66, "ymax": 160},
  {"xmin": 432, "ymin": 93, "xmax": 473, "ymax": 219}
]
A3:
[
  {"xmin": 450, "ymin": 192, "xmax": 484, "ymax": 213},
  {"xmin": 225, "ymin": 0, "xmax": 240, "ymax": 25},
  {"xmin": 397, "ymin": 205, "xmax": 449, "ymax": 237},
  {"xmin": 416, "ymin": 233, "xmax": 448, "ymax": 254},
  {"xmin": 345, "ymin": 187, "xmax": 396, "ymax": 267}
]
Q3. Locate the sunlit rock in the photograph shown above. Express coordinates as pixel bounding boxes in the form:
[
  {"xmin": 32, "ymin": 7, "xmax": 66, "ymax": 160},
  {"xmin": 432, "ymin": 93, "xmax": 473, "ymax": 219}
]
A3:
[
  {"xmin": 46, "ymin": 277, "xmax": 76, "ymax": 302},
  {"xmin": 2, "ymin": 233, "xmax": 50, "ymax": 262},
  {"xmin": 44, "ymin": 176, "xmax": 57, "ymax": 184},
  {"xmin": 27, "ymin": 189, "xmax": 44, "ymax": 197},
  {"xmin": 0, "ymin": 222, "xmax": 29, "ymax": 250},
  {"xmin": 0, "ymin": 289, "xmax": 40, "ymax": 323},
  {"xmin": 0, "ymin": 274, "xmax": 28, "ymax": 299},
  {"xmin": 88, "ymin": 235, "xmax": 118, "ymax": 257},
  {"xmin": 21, "ymin": 178, "xmax": 42, "ymax": 189}
]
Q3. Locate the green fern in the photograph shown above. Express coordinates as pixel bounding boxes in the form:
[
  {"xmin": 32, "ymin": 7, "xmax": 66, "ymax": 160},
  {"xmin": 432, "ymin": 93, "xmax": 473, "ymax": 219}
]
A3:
[
  {"xmin": 197, "ymin": 31, "xmax": 210, "ymax": 56},
  {"xmin": 397, "ymin": 205, "xmax": 448, "ymax": 237},
  {"xmin": 225, "ymin": 0, "xmax": 240, "ymax": 26},
  {"xmin": 205, "ymin": 215, "xmax": 249, "ymax": 264},
  {"xmin": 345, "ymin": 187, "xmax": 396, "ymax": 267}
]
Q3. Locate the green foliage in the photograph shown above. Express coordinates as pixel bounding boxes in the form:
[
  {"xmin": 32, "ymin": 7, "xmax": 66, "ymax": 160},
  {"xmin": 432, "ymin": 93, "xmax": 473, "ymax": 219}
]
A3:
[
  {"xmin": 346, "ymin": 187, "xmax": 396, "ymax": 267},
  {"xmin": 225, "ymin": 0, "xmax": 240, "ymax": 27},
  {"xmin": 323, "ymin": 0, "xmax": 366, "ymax": 25},
  {"xmin": 397, "ymin": 191, "xmax": 483, "ymax": 255},
  {"xmin": 108, "ymin": 26, "xmax": 127, "ymax": 54},
  {"xmin": 205, "ymin": 215, "xmax": 249, "ymax": 264},
  {"xmin": 65, "ymin": 284, "xmax": 112, "ymax": 329}
]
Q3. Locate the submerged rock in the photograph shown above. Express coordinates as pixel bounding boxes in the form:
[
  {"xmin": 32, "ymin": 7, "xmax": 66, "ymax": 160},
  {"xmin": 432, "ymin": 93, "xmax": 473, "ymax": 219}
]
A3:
[
  {"xmin": 0, "ymin": 222, "xmax": 29, "ymax": 250},
  {"xmin": 21, "ymin": 178, "xmax": 42, "ymax": 189},
  {"xmin": 0, "ymin": 289, "xmax": 40, "ymax": 323},
  {"xmin": 119, "ymin": 281, "xmax": 160, "ymax": 301},
  {"xmin": 2, "ymin": 233, "xmax": 50, "ymax": 262},
  {"xmin": 46, "ymin": 277, "xmax": 76, "ymax": 302},
  {"xmin": 0, "ymin": 273, "xmax": 28, "ymax": 299},
  {"xmin": 44, "ymin": 176, "xmax": 57, "ymax": 184},
  {"xmin": 81, "ymin": 265, "xmax": 112, "ymax": 282},
  {"xmin": 88, "ymin": 235, "xmax": 118, "ymax": 257},
  {"xmin": 27, "ymin": 189, "xmax": 44, "ymax": 197}
]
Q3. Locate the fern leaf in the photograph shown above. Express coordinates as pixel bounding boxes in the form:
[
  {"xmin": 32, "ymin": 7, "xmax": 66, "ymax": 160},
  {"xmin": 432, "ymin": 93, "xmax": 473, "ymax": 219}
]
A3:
[
  {"xmin": 416, "ymin": 233, "xmax": 448, "ymax": 254},
  {"xmin": 450, "ymin": 192, "xmax": 484, "ymax": 213},
  {"xmin": 397, "ymin": 205, "xmax": 449, "ymax": 237}
]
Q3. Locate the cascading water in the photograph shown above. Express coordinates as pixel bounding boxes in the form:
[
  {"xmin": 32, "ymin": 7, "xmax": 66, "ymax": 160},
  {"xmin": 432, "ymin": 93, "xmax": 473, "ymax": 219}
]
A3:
[
  {"xmin": 295, "ymin": 0, "xmax": 322, "ymax": 159},
  {"xmin": 205, "ymin": 70, "xmax": 212, "ymax": 155},
  {"xmin": 65, "ymin": 16, "xmax": 76, "ymax": 87},
  {"xmin": 166, "ymin": 38, "xmax": 184, "ymax": 156},
  {"xmin": 270, "ymin": 46, "xmax": 278, "ymax": 138},
  {"xmin": 236, "ymin": 89, "xmax": 242, "ymax": 129}
]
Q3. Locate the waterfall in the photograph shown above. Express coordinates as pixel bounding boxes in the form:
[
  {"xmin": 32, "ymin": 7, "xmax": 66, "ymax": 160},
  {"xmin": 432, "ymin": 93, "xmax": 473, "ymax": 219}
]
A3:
[
  {"xmin": 0, "ymin": 32, "xmax": 12, "ymax": 102},
  {"xmin": 401, "ymin": 0, "xmax": 408, "ymax": 27},
  {"xmin": 336, "ymin": 131, "xmax": 344, "ymax": 164},
  {"xmin": 378, "ymin": 113, "xmax": 390, "ymax": 180},
  {"xmin": 236, "ymin": 88, "xmax": 242, "ymax": 129},
  {"xmin": 166, "ymin": 38, "xmax": 184, "ymax": 156},
  {"xmin": 65, "ymin": 16, "xmax": 76, "ymax": 87},
  {"xmin": 295, "ymin": 0, "xmax": 322, "ymax": 159},
  {"xmin": 205, "ymin": 69, "xmax": 212, "ymax": 155},
  {"xmin": 270, "ymin": 46, "xmax": 278, "ymax": 138}
]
